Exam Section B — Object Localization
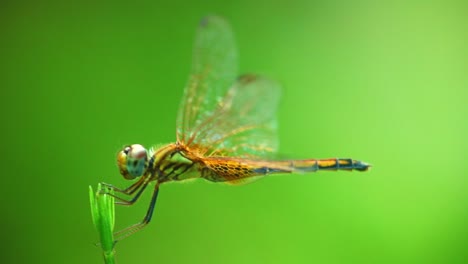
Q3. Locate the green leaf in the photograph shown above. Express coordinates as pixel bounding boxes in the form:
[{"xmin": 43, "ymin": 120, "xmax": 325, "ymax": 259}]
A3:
[{"xmin": 89, "ymin": 184, "xmax": 116, "ymax": 264}]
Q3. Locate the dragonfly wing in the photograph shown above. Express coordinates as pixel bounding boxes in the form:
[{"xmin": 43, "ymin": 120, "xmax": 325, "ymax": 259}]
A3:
[
  {"xmin": 187, "ymin": 75, "xmax": 281, "ymax": 158},
  {"xmin": 177, "ymin": 16, "xmax": 238, "ymax": 143},
  {"xmin": 177, "ymin": 16, "xmax": 281, "ymax": 159}
]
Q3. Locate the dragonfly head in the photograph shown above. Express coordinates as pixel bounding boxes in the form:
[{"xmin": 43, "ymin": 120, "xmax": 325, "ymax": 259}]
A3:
[{"xmin": 117, "ymin": 144, "xmax": 148, "ymax": 180}]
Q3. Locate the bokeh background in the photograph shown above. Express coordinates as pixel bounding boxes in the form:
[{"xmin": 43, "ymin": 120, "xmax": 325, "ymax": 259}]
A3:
[{"xmin": 2, "ymin": 1, "xmax": 467, "ymax": 263}]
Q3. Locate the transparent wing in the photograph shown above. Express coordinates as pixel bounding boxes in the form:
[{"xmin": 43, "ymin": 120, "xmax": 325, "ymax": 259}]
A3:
[
  {"xmin": 181, "ymin": 74, "xmax": 281, "ymax": 158},
  {"xmin": 177, "ymin": 16, "xmax": 238, "ymax": 143}
]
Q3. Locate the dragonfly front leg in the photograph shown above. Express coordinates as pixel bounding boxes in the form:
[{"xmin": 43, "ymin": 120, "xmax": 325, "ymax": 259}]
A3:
[
  {"xmin": 114, "ymin": 184, "xmax": 160, "ymax": 242},
  {"xmin": 101, "ymin": 176, "xmax": 153, "ymax": 205},
  {"xmin": 100, "ymin": 175, "xmax": 147, "ymax": 196}
]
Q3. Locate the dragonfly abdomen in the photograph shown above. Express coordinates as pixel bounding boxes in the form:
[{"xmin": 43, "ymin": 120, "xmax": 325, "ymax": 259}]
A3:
[
  {"xmin": 251, "ymin": 158, "xmax": 370, "ymax": 175},
  {"xmin": 287, "ymin": 158, "xmax": 370, "ymax": 172},
  {"xmin": 201, "ymin": 157, "xmax": 370, "ymax": 184}
]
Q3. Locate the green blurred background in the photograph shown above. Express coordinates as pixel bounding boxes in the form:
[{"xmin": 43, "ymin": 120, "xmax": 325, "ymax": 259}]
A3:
[{"xmin": 2, "ymin": 1, "xmax": 467, "ymax": 263}]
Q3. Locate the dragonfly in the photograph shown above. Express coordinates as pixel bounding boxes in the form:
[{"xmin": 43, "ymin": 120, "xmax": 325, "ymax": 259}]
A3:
[{"xmin": 102, "ymin": 15, "xmax": 370, "ymax": 241}]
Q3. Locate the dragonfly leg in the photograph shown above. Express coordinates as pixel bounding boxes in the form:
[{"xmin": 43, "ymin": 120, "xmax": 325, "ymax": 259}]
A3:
[
  {"xmin": 114, "ymin": 184, "xmax": 160, "ymax": 242},
  {"xmin": 102, "ymin": 175, "xmax": 154, "ymax": 206},
  {"xmin": 100, "ymin": 176, "xmax": 146, "ymax": 195},
  {"xmin": 110, "ymin": 183, "xmax": 149, "ymax": 205}
]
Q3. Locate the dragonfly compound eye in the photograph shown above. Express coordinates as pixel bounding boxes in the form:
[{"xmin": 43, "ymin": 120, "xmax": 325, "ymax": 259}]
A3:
[{"xmin": 117, "ymin": 144, "xmax": 148, "ymax": 180}]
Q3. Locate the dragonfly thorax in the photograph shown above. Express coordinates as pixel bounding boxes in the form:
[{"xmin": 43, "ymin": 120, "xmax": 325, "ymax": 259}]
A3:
[{"xmin": 117, "ymin": 144, "xmax": 149, "ymax": 180}]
